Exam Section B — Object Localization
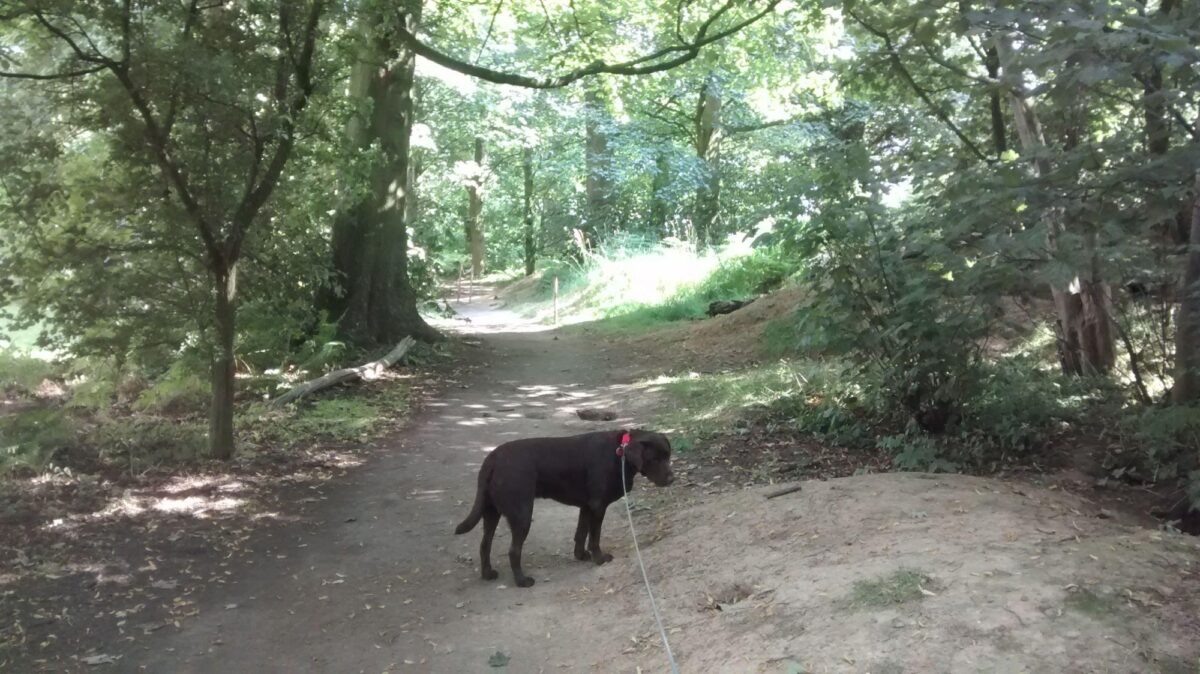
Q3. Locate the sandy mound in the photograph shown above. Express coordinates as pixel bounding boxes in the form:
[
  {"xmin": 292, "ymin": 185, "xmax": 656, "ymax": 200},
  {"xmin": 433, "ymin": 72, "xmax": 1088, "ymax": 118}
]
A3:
[
  {"xmin": 617, "ymin": 286, "xmax": 807, "ymax": 371},
  {"xmin": 565, "ymin": 473, "xmax": 1200, "ymax": 673}
]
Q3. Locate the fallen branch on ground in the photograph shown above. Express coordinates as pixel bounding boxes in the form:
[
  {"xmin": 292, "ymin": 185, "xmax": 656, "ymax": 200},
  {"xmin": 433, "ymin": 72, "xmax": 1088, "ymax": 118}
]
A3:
[
  {"xmin": 270, "ymin": 336, "xmax": 416, "ymax": 408},
  {"xmin": 765, "ymin": 484, "xmax": 803, "ymax": 499}
]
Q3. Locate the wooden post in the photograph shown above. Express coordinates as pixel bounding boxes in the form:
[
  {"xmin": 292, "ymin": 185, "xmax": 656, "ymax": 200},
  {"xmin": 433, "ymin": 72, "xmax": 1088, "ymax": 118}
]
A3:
[
  {"xmin": 468, "ymin": 269, "xmax": 474, "ymax": 303},
  {"xmin": 553, "ymin": 275, "xmax": 559, "ymax": 325},
  {"xmin": 456, "ymin": 262, "xmax": 463, "ymax": 304}
]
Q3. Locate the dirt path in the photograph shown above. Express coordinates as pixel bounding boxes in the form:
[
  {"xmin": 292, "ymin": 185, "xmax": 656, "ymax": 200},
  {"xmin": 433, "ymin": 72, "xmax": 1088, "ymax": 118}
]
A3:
[
  {"xmin": 127, "ymin": 294, "xmax": 662, "ymax": 672},
  {"xmin": 17, "ymin": 292, "xmax": 1200, "ymax": 673}
]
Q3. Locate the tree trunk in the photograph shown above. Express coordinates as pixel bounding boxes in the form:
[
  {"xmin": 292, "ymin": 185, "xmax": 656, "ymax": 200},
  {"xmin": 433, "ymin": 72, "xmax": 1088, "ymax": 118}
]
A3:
[
  {"xmin": 983, "ymin": 42, "xmax": 1006, "ymax": 157},
  {"xmin": 407, "ymin": 153, "xmax": 422, "ymax": 227},
  {"xmin": 583, "ymin": 84, "xmax": 612, "ymax": 247},
  {"xmin": 693, "ymin": 79, "xmax": 722, "ymax": 247},
  {"xmin": 650, "ymin": 151, "xmax": 670, "ymax": 239},
  {"xmin": 466, "ymin": 136, "xmax": 486, "ymax": 276},
  {"xmin": 996, "ymin": 34, "xmax": 1114, "ymax": 375},
  {"xmin": 323, "ymin": 4, "xmax": 439, "ymax": 346},
  {"xmin": 209, "ymin": 263, "xmax": 236, "ymax": 460},
  {"xmin": 523, "ymin": 146, "xmax": 536, "ymax": 276},
  {"xmin": 1172, "ymin": 161, "xmax": 1200, "ymax": 402}
]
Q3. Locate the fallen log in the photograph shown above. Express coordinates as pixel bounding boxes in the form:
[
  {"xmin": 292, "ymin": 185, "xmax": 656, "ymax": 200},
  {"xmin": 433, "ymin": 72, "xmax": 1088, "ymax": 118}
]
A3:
[
  {"xmin": 270, "ymin": 336, "xmax": 416, "ymax": 408},
  {"xmin": 706, "ymin": 298, "xmax": 755, "ymax": 317}
]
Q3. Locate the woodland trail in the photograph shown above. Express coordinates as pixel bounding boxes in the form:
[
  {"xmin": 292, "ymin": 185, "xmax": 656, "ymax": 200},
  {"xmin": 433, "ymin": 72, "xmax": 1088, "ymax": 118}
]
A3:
[{"xmin": 128, "ymin": 290, "xmax": 662, "ymax": 673}]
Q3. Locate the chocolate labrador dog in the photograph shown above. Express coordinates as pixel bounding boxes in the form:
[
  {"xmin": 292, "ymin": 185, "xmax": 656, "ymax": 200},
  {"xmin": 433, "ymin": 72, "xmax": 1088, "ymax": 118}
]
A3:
[{"xmin": 454, "ymin": 429, "xmax": 674, "ymax": 588}]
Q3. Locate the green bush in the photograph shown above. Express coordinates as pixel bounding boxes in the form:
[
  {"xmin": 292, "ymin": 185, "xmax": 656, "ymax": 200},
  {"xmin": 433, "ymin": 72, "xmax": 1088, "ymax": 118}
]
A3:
[
  {"xmin": 133, "ymin": 362, "xmax": 210, "ymax": 415},
  {"xmin": 0, "ymin": 408, "xmax": 75, "ymax": 472},
  {"xmin": 0, "ymin": 350, "xmax": 57, "ymax": 395},
  {"xmin": 1121, "ymin": 404, "xmax": 1200, "ymax": 482}
]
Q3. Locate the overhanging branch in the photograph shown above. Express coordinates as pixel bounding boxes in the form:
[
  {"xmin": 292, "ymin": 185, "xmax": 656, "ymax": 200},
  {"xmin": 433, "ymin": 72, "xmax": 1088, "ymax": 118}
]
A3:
[{"xmin": 397, "ymin": 0, "xmax": 781, "ymax": 89}]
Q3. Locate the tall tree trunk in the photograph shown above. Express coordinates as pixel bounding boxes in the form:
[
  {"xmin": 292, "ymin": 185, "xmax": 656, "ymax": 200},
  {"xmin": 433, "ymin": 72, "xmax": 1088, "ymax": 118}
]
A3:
[
  {"xmin": 583, "ymin": 84, "xmax": 612, "ymax": 247},
  {"xmin": 693, "ymin": 79, "xmax": 722, "ymax": 247},
  {"xmin": 407, "ymin": 153, "xmax": 422, "ymax": 227},
  {"xmin": 209, "ymin": 263, "xmax": 236, "ymax": 460},
  {"xmin": 1172, "ymin": 148, "xmax": 1200, "ymax": 402},
  {"xmin": 983, "ymin": 42, "xmax": 1006, "ymax": 157},
  {"xmin": 522, "ymin": 146, "xmax": 536, "ymax": 276},
  {"xmin": 650, "ymin": 151, "xmax": 670, "ymax": 239},
  {"xmin": 323, "ymin": 4, "xmax": 438, "ymax": 346},
  {"xmin": 465, "ymin": 136, "xmax": 486, "ymax": 276},
  {"xmin": 997, "ymin": 34, "xmax": 1114, "ymax": 375}
]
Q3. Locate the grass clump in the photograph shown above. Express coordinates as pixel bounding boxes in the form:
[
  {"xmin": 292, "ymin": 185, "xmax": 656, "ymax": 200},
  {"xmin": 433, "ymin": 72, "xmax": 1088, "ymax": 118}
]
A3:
[{"xmin": 848, "ymin": 569, "xmax": 932, "ymax": 609}]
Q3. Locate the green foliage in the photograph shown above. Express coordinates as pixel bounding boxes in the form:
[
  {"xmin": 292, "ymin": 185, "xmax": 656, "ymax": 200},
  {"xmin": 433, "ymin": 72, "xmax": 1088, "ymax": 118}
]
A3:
[
  {"xmin": 287, "ymin": 398, "xmax": 383, "ymax": 443},
  {"xmin": 0, "ymin": 351, "xmax": 56, "ymax": 396},
  {"xmin": 1119, "ymin": 404, "xmax": 1200, "ymax": 482},
  {"xmin": 0, "ymin": 408, "xmax": 75, "ymax": 472},
  {"xmin": 133, "ymin": 363, "xmax": 211, "ymax": 415}
]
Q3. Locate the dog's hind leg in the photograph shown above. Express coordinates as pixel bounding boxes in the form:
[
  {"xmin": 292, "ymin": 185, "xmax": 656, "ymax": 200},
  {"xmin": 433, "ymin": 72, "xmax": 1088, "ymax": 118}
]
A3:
[
  {"xmin": 479, "ymin": 508, "xmax": 500, "ymax": 581},
  {"xmin": 505, "ymin": 505, "xmax": 535, "ymax": 588},
  {"xmin": 573, "ymin": 508, "xmax": 592, "ymax": 561}
]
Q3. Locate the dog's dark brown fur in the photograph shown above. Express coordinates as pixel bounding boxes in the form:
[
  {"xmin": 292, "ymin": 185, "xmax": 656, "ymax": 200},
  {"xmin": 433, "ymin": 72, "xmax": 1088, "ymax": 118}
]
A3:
[{"xmin": 455, "ymin": 429, "xmax": 674, "ymax": 588}]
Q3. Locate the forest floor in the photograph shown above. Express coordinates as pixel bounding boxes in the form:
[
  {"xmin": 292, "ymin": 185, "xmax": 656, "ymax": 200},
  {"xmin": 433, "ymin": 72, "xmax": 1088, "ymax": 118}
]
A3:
[{"xmin": 3, "ymin": 283, "xmax": 1200, "ymax": 673}]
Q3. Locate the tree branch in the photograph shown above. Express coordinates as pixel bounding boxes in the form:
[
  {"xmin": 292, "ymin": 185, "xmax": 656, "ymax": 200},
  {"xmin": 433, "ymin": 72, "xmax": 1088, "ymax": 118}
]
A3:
[
  {"xmin": 397, "ymin": 0, "xmax": 781, "ymax": 89},
  {"xmin": 848, "ymin": 9, "xmax": 990, "ymax": 163},
  {"xmin": 0, "ymin": 64, "xmax": 106, "ymax": 79},
  {"xmin": 228, "ymin": 0, "xmax": 325, "ymax": 259}
]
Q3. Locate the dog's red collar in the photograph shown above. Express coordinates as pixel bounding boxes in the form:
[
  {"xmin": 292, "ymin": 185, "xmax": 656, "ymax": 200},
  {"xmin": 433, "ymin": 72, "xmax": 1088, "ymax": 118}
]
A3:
[{"xmin": 616, "ymin": 431, "xmax": 631, "ymax": 457}]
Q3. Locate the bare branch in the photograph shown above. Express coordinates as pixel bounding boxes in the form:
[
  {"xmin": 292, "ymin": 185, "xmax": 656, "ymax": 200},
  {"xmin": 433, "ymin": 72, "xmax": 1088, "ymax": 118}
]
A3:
[
  {"xmin": 397, "ymin": 0, "xmax": 781, "ymax": 89},
  {"xmin": 0, "ymin": 64, "xmax": 105, "ymax": 79},
  {"xmin": 474, "ymin": 0, "xmax": 505, "ymax": 63}
]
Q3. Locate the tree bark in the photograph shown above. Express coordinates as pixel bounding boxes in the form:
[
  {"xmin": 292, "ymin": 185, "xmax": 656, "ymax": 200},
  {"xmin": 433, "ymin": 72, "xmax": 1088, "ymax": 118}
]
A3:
[
  {"xmin": 983, "ymin": 42, "xmax": 1006, "ymax": 157},
  {"xmin": 407, "ymin": 153, "xmax": 422, "ymax": 228},
  {"xmin": 996, "ymin": 34, "xmax": 1114, "ymax": 375},
  {"xmin": 583, "ymin": 85, "xmax": 613, "ymax": 246},
  {"xmin": 1172, "ymin": 158, "xmax": 1200, "ymax": 402},
  {"xmin": 466, "ymin": 136, "xmax": 486, "ymax": 276},
  {"xmin": 324, "ymin": 4, "xmax": 439, "ymax": 346},
  {"xmin": 651, "ymin": 151, "xmax": 670, "ymax": 238},
  {"xmin": 209, "ymin": 264, "xmax": 237, "ymax": 460},
  {"xmin": 522, "ymin": 146, "xmax": 536, "ymax": 276},
  {"xmin": 693, "ymin": 79, "xmax": 722, "ymax": 247}
]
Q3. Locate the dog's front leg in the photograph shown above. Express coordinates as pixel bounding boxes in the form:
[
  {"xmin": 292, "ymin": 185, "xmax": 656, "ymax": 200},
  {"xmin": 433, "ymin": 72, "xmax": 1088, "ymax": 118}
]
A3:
[
  {"xmin": 573, "ymin": 508, "xmax": 592, "ymax": 561},
  {"xmin": 586, "ymin": 503, "xmax": 613, "ymax": 565}
]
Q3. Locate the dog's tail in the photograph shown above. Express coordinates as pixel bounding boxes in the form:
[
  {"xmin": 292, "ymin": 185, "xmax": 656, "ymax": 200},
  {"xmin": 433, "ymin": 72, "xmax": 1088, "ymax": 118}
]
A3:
[{"xmin": 454, "ymin": 461, "xmax": 491, "ymax": 534}]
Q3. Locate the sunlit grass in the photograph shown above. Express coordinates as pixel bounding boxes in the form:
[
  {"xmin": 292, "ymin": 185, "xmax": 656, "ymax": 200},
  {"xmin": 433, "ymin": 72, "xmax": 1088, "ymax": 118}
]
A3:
[
  {"xmin": 647, "ymin": 360, "xmax": 848, "ymax": 439},
  {"xmin": 511, "ymin": 236, "xmax": 794, "ymax": 331}
]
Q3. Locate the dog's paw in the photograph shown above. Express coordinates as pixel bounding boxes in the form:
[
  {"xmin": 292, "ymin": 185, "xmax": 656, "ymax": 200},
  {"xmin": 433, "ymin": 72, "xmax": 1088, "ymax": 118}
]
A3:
[
  {"xmin": 516, "ymin": 577, "xmax": 536, "ymax": 588},
  {"xmin": 593, "ymin": 552, "xmax": 614, "ymax": 565},
  {"xmin": 482, "ymin": 569, "xmax": 499, "ymax": 581},
  {"xmin": 574, "ymin": 549, "xmax": 591, "ymax": 561}
]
